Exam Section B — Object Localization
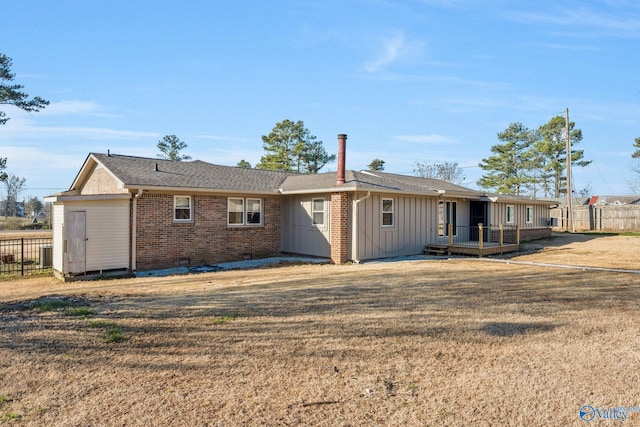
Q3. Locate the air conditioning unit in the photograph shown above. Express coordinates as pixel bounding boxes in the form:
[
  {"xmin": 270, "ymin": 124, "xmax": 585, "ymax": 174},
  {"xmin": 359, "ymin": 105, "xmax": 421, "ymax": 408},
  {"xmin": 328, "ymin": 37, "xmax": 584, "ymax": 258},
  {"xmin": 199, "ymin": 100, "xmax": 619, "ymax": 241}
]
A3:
[{"xmin": 40, "ymin": 246, "xmax": 53, "ymax": 268}]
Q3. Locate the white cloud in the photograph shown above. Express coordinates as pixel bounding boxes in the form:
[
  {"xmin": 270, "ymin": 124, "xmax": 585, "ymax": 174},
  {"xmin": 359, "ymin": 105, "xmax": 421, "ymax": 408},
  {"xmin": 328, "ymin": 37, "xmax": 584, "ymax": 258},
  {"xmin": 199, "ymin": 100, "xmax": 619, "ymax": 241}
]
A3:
[
  {"xmin": 505, "ymin": 5, "xmax": 640, "ymax": 38},
  {"xmin": 39, "ymin": 100, "xmax": 113, "ymax": 117},
  {"xmin": 1, "ymin": 116, "xmax": 160, "ymax": 141},
  {"xmin": 364, "ymin": 33, "xmax": 424, "ymax": 72}
]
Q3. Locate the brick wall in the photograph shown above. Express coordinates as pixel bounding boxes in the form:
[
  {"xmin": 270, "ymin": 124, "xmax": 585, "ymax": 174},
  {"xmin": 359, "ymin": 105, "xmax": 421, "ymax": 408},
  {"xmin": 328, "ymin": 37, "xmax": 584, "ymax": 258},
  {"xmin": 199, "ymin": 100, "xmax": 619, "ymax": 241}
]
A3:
[
  {"xmin": 488, "ymin": 227, "xmax": 551, "ymax": 243},
  {"xmin": 135, "ymin": 193, "xmax": 281, "ymax": 271},
  {"xmin": 520, "ymin": 227, "xmax": 552, "ymax": 241},
  {"xmin": 330, "ymin": 192, "xmax": 350, "ymax": 264}
]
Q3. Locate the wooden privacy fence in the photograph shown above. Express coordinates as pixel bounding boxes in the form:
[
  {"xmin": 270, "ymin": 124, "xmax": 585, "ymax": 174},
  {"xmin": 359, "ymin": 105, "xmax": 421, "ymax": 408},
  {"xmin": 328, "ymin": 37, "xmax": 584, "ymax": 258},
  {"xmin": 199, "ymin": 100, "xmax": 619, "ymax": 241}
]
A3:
[
  {"xmin": 0, "ymin": 237, "xmax": 53, "ymax": 276},
  {"xmin": 553, "ymin": 205, "xmax": 640, "ymax": 231}
]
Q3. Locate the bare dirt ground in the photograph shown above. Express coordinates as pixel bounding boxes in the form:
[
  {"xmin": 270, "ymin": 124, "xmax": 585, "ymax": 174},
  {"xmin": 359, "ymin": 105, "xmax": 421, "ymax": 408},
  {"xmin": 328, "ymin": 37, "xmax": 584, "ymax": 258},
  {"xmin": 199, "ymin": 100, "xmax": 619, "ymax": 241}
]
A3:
[{"xmin": 1, "ymin": 233, "xmax": 639, "ymax": 426}]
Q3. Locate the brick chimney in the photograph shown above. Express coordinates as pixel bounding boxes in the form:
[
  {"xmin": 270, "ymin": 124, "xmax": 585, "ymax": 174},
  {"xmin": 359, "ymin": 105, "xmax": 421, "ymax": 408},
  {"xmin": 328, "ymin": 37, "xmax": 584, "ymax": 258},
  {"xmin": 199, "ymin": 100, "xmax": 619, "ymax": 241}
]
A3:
[{"xmin": 337, "ymin": 134, "xmax": 347, "ymax": 185}]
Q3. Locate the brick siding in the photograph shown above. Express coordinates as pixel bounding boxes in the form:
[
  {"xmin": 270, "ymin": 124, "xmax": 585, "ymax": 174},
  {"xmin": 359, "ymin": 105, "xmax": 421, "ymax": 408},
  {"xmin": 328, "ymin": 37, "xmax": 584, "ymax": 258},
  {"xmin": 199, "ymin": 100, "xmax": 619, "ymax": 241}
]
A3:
[
  {"xmin": 135, "ymin": 193, "xmax": 281, "ymax": 271},
  {"xmin": 519, "ymin": 227, "xmax": 552, "ymax": 241},
  {"xmin": 330, "ymin": 192, "xmax": 350, "ymax": 264}
]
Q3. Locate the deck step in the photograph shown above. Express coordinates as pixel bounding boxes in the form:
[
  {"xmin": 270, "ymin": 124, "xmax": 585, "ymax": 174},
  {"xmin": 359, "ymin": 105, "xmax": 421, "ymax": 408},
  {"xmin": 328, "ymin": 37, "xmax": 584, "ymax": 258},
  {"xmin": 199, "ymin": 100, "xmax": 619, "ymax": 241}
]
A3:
[{"xmin": 423, "ymin": 245, "xmax": 447, "ymax": 256}]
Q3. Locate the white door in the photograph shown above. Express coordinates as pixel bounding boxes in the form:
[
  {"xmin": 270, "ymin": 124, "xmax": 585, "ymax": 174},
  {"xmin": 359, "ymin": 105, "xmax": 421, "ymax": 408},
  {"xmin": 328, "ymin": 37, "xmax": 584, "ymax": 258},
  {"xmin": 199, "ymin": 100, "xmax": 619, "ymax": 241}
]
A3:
[{"xmin": 66, "ymin": 211, "xmax": 86, "ymax": 274}]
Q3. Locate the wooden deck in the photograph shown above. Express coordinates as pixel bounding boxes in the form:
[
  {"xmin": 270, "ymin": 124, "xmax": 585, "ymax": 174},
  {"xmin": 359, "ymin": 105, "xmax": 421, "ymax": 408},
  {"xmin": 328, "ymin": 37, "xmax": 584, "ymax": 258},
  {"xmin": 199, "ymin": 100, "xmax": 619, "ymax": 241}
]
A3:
[{"xmin": 424, "ymin": 242, "xmax": 520, "ymax": 257}]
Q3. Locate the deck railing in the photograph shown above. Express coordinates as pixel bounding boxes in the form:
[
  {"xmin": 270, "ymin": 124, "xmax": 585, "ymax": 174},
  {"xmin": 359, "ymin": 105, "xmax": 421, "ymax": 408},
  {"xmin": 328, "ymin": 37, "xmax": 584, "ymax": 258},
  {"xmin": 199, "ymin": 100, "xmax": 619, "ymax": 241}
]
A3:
[{"xmin": 446, "ymin": 224, "xmax": 520, "ymax": 248}]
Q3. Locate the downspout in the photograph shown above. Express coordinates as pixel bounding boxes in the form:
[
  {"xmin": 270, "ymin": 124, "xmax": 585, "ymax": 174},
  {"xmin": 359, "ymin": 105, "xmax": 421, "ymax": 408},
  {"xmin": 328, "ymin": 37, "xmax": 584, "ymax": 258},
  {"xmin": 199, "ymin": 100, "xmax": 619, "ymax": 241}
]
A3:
[
  {"xmin": 131, "ymin": 189, "xmax": 143, "ymax": 272},
  {"xmin": 352, "ymin": 191, "xmax": 371, "ymax": 263}
]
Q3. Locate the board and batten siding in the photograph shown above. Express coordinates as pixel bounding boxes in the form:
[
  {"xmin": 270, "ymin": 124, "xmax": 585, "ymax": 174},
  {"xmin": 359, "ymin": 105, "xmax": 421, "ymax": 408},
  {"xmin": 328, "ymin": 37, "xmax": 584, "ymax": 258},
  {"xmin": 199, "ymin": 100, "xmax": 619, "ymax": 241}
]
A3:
[
  {"xmin": 489, "ymin": 202, "xmax": 549, "ymax": 228},
  {"xmin": 354, "ymin": 193, "xmax": 441, "ymax": 261},
  {"xmin": 281, "ymin": 195, "xmax": 332, "ymax": 257},
  {"xmin": 54, "ymin": 199, "xmax": 130, "ymax": 274}
]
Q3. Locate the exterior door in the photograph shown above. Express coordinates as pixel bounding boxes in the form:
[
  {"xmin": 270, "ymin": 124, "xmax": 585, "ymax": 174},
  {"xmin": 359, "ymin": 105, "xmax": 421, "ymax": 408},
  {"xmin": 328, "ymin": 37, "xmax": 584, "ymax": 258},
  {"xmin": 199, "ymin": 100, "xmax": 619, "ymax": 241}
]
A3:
[
  {"xmin": 66, "ymin": 211, "xmax": 86, "ymax": 274},
  {"xmin": 469, "ymin": 202, "xmax": 487, "ymax": 241}
]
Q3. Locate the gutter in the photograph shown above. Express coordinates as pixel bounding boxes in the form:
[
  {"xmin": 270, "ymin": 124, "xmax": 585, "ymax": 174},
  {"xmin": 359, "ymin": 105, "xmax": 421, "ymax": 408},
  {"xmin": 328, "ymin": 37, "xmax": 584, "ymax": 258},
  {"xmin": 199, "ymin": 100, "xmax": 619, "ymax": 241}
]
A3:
[{"xmin": 131, "ymin": 189, "xmax": 143, "ymax": 272}]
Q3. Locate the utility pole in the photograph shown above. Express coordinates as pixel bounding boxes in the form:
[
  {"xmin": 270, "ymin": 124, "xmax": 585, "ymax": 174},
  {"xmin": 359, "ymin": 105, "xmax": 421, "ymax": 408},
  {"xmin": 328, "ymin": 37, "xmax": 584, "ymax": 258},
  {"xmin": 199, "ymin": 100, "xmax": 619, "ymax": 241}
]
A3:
[{"xmin": 565, "ymin": 108, "xmax": 574, "ymax": 232}]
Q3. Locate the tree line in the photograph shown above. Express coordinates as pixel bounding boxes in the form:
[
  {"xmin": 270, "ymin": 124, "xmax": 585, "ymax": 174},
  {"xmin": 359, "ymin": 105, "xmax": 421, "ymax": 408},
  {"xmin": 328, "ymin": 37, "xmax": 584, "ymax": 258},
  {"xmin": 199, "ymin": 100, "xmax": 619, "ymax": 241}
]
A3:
[{"xmin": 156, "ymin": 116, "xmax": 592, "ymax": 198}]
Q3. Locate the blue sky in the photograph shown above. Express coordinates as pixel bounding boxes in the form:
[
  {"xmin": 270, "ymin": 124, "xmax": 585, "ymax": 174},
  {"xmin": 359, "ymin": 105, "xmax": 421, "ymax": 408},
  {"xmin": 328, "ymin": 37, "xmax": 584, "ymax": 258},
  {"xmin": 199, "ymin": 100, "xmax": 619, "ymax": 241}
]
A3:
[{"xmin": 2, "ymin": 0, "xmax": 639, "ymax": 200}]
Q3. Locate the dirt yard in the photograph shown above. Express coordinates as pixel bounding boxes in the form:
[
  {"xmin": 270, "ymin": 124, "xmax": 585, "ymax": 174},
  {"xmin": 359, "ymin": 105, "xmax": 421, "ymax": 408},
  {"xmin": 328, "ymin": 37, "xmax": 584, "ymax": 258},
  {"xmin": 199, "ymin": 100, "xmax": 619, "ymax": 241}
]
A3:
[{"xmin": 1, "ymin": 233, "xmax": 639, "ymax": 425}]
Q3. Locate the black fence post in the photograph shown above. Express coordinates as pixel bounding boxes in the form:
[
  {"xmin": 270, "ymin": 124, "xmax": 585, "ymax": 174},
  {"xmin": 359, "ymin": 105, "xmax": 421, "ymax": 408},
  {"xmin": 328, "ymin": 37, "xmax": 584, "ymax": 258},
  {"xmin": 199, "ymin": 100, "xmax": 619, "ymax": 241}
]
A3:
[{"xmin": 21, "ymin": 238, "xmax": 25, "ymax": 276}]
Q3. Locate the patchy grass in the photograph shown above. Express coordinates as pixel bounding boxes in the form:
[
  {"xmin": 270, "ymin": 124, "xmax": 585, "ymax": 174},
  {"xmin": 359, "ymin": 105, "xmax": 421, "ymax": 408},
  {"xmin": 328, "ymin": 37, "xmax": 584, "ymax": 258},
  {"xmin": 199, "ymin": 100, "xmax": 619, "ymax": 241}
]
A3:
[
  {"xmin": 88, "ymin": 321, "xmax": 125, "ymax": 343},
  {"xmin": 63, "ymin": 306, "xmax": 95, "ymax": 317},
  {"xmin": 30, "ymin": 298, "xmax": 73, "ymax": 312},
  {"xmin": 1, "ymin": 412, "xmax": 21, "ymax": 422},
  {"xmin": 1, "ymin": 234, "xmax": 640, "ymax": 425},
  {"xmin": 211, "ymin": 314, "xmax": 236, "ymax": 325}
]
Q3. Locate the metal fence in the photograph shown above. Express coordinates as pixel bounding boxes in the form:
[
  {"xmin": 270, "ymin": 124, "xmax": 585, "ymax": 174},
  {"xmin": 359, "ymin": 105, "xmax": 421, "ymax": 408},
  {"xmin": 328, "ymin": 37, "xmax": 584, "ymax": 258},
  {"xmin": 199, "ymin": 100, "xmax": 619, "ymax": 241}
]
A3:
[{"xmin": 0, "ymin": 237, "xmax": 53, "ymax": 276}]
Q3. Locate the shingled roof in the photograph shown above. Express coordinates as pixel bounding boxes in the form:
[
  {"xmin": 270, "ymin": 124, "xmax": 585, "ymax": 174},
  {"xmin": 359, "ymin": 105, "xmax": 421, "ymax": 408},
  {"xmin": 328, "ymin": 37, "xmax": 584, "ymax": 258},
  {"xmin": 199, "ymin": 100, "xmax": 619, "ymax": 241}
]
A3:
[
  {"xmin": 279, "ymin": 170, "xmax": 484, "ymax": 197},
  {"xmin": 75, "ymin": 153, "xmax": 294, "ymax": 194},
  {"xmin": 59, "ymin": 152, "xmax": 548, "ymax": 204}
]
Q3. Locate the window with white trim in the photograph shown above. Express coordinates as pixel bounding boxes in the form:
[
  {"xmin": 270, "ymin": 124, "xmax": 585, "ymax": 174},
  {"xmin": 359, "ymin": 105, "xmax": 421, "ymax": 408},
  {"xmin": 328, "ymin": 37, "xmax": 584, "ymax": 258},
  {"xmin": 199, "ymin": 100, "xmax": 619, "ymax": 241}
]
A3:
[
  {"xmin": 526, "ymin": 205, "xmax": 533, "ymax": 223},
  {"xmin": 312, "ymin": 198, "xmax": 325, "ymax": 226},
  {"xmin": 382, "ymin": 198, "xmax": 394, "ymax": 227},
  {"xmin": 246, "ymin": 198, "xmax": 262, "ymax": 225},
  {"xmin": 228, "ymin": 198, "xmax": 262, "ymax": 226},
  {"xmin": 228, "ymin": 198, "xmax": 244, "ymax": 225},
  {"xmin": 174, "ymin": 196, "xmax": 192, "ymax": 222},
  {"xmin": 506, "ymin": 205, "xmax": 515, "ymax": 224}
]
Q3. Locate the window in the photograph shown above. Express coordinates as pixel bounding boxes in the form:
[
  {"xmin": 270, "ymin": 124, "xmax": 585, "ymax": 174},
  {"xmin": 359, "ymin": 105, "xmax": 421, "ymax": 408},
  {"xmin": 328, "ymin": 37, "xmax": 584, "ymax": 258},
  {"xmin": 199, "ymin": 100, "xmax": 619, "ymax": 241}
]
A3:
[
  {"xmin": 506, "ymin": 205, "xmax": 515, "ymax": 224},
  {"xmin": 438, "ymin": 201, "xmax": 457, "ymax": 236},
  {"xmin": 228, "ymin": 198, "xmax": 262, "ymax": 226},
  {"xmin": 228, "ymin": 198, "xmax": 244, "ymax": 225},
  {"xmin": 174, "ymin": 196, "xmax": 192, "ymax": 222},
  {"xmin": 246, "ymin": 198, "xmax": 262, "ymax": 225},
  {"xmin": 312, "ymin": 198, "xmax": 325, "ymax": 226},
  {"xmin": 526, "ymin": 206, "xmax": 533, "ymax": 223},
  {"xmin": 382, "ymin": 198, "xmax": 394, "ymax": 227}
]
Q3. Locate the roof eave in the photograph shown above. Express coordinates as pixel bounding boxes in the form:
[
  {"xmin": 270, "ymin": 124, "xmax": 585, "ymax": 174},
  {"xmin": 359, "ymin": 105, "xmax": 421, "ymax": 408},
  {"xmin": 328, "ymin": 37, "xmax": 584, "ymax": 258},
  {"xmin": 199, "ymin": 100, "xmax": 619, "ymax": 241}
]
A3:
[
  {"xmin": 45, "ymin": 193, "xmax": 132, "ymax": 203},
  {"xmin": 125, "ymin": 184, "xmax": 282, "ymax": 196}
]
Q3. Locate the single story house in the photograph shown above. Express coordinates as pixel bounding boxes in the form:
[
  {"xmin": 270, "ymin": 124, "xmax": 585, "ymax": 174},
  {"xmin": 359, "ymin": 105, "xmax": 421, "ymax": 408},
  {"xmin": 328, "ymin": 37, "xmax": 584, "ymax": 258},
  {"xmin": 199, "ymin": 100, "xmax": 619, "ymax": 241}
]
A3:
[{"xmin": 46, "ymin": 134, "xmax": 553, "ymax": 278}]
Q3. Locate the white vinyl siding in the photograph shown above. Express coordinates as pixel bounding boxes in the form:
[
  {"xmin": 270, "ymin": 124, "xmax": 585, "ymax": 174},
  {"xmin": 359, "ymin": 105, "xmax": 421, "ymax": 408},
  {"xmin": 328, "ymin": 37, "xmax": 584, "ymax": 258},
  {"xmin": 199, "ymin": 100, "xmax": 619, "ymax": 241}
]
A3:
[
  {"xmin": 51, "ymin": 203, "xmax": 65, "ymax": 273},
  {"xmin": 51, "ymin": 198, "xmax": 130, "ymax": 274}
]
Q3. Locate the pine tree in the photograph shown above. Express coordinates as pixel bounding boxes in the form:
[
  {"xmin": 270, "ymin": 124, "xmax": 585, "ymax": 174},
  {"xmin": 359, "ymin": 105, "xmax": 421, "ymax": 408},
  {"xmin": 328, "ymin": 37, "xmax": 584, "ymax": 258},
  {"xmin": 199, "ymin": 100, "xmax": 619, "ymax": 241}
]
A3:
[
  {"xmin": 157, "ymin": 135, "xmax": 191, "ymax": 161},
  {"xmin": 257, "ymin": 120, "xmax": 335, "ymax": 173},
  {"xmin": 368, "ymin": 159, "xmax": 386, "ymax": 171},
  {"xmin": 632, "ymin": 137, "xmax": 640, "ymax": 159},
  {"xmin": 478, "ymin": 123, "xmax": 537, "ymax": 195},
  {"xmin": 535, "ymin": 116, "xmax": 589, "ymax": 197}
]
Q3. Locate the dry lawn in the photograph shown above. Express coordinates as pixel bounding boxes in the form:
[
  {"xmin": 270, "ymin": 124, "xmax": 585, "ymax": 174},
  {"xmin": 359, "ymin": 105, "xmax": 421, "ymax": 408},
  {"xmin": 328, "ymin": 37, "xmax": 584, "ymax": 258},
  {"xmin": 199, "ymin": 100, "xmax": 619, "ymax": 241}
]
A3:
[{"xmin": 1, "ymin": 233, "xmax": 639, "ymax": 426}]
